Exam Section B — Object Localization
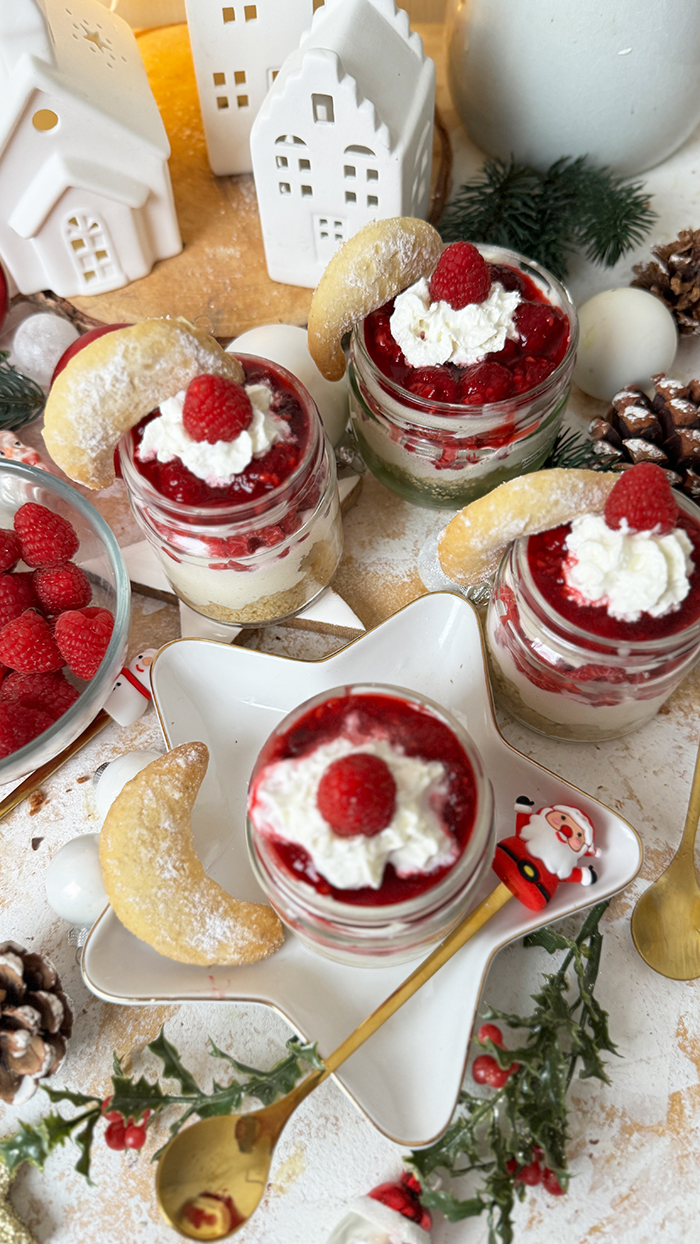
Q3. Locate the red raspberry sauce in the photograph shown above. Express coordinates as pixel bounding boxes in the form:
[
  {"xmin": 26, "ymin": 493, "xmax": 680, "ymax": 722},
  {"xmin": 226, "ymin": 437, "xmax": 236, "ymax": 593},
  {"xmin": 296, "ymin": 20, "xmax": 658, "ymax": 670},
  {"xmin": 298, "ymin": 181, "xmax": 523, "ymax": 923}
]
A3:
[
  {"xmin": 364, "ymin": 262, "xmax": 569, "ymax": 408},
  {"xmin": 528, "ymin": 510, "xmax": 700, "ymax": 642},
  {"xmin": 251, "ymin": 692, "xmax": 478, "ymax": 907},
  {"xmin": 131, "ymin": 358, "xmax": 310, "ymax": 507}
]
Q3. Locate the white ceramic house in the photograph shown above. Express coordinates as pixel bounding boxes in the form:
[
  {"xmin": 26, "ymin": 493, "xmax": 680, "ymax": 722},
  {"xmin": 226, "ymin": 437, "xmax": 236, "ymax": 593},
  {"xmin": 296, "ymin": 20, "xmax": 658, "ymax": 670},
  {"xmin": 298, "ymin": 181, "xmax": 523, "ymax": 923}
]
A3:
[
  {"xmin": 0, "ymin": 0, "xmax": 181, "ymax": 299},
  {"xmin": 184, "ymin": 0, "xmax": 318, "ymax": 176},
  {"xmin": 250, "ymin": 0, "xmax": 435, "ymax": 288}
]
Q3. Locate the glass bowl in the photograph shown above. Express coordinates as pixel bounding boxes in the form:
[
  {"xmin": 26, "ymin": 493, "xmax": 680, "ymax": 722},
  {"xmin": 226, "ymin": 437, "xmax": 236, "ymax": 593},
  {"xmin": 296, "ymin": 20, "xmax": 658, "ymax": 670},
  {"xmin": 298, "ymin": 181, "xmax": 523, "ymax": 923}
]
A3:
[
  {"xmin": 246, "ymin": 682, "xmax": 495, "ymax": 966},
  {"xmin": 0, "ymin": 461, "xmax": 130, "ymax": 784}
]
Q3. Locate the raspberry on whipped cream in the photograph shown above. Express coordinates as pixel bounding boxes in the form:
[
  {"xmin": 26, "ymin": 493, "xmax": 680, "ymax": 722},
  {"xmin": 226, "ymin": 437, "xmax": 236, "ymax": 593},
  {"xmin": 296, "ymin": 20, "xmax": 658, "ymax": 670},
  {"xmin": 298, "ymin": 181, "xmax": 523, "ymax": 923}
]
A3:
[
  {"xmin": 137, "ymin": 383, "xmax": 286, "ymax": 487},
  {"xmin": 389, "ymin": 276, "xmax": 520, "ymax": 368}
]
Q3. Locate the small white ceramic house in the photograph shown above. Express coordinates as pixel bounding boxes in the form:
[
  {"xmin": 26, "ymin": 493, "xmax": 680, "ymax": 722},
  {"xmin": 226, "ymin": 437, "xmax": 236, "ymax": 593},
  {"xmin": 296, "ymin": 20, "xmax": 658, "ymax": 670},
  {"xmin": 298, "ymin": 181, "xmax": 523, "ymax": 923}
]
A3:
[
  {"xmin": 0, "ymin": 0, "xmax": 182, "ymax": 299},
  {"xmin": 250, "ymin": 0, "xmax": 435, "ymax": 288},
  {"xmin": 184, "ymin": 0, "xmax": 318, "ymax": 176}
]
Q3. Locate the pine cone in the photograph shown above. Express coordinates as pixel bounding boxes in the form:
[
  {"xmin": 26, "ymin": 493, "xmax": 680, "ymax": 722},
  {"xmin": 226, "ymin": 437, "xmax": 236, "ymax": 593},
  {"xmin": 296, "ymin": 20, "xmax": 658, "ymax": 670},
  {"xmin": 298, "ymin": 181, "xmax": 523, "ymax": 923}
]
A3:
[
  {"xmin": 631, "ymin": 229, "xmax": 700, "ymax": 335},
  {"xmin": 0, "ymin": 942, "xmax": 73, "ymax": 1105},
  {"xmin": 588, "ymin": 374, "xmax": 700, "ymax": 499}
]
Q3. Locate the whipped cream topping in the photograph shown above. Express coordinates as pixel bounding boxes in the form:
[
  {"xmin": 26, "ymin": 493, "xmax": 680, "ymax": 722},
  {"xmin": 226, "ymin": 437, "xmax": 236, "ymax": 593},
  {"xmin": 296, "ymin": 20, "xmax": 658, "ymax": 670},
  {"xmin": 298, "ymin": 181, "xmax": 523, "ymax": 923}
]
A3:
[
  {"xmin": 250, "ymin": 736, "xmax": 457, "ymax": 891},
  {"xmin": 563, "ymin": 513, "xmax": 694, "ymax": 622},
  {"xmin": 389, "ymin": 277, "xmax": 520, "ymax": 368},
  {"xmin": 137, "ymin": 383, "xmax": 285, "ymax": 486}
]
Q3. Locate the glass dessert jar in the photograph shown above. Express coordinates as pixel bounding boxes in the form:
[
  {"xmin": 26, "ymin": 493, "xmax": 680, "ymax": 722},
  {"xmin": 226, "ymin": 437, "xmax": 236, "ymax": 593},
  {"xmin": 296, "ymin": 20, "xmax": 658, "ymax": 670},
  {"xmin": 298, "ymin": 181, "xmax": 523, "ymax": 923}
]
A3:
[
  {"xmin": 246, "ymin": 683, "xmax": 495, "ymax": 967},
  {"xmin": 119, "ymin": 355, "xmax": 343, "ymax": 627},
  {"xmin": 486, "ymin": 493, "xmax": 700, "ymax": 741},
  {"xmin": 348, "ymin": 244, "xmax": 578, "ymax": 509}
]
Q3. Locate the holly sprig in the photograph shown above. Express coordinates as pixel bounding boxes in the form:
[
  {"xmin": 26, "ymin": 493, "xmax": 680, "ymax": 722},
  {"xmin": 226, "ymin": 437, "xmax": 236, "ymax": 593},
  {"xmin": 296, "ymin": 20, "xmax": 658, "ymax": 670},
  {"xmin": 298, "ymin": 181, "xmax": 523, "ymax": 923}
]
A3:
[
  {"xmin": 0, "ymin": 1029, "xmax": 323, "ymax": 1183},
  {"xmin": 409, "ymin": 901, "xmax": 616, "ymax": 1244},
  {"xmin": 0, "ymin": 351, "xmax": 45, "ymax": 430}
]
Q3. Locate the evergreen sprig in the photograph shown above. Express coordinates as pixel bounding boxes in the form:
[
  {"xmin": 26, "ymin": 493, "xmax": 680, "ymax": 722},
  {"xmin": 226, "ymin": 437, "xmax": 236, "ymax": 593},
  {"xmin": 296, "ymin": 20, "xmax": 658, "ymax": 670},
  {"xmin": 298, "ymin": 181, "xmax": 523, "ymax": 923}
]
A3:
[
  {"xmin": 545, "ymin": 425, "xmax": 618, "ymax": 472},
  {"xmin": 0, "ymin": 1030, "xmax": 322, "ymax": 1183},
  {"xmin": 408, "ymin": 902, "xmax": 616, "ymax": 1244},
  {"xmin": 0, "ymin": 352, "xmax": 45, "ymax": 431},
  {"xmin": 440, "ymin": 157, "xmax": 656, "ymax": 280}
]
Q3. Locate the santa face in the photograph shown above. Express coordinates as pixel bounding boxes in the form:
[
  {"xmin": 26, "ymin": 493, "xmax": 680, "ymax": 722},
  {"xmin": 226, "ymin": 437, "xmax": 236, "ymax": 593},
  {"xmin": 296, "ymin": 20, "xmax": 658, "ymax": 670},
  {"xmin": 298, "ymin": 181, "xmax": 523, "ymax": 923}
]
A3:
[
  {"xmin": 545, "ymin": 809, "xmax": 586, "ymax": 852},
  {"xmin": 520, "ymin": 806, "xmax": 590, "ymax": 879}
]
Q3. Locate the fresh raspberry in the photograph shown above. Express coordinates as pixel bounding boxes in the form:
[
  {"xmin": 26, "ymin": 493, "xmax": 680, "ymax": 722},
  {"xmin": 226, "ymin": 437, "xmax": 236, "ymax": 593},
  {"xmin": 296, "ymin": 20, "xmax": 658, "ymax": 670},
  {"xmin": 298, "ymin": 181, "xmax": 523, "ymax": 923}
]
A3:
[
  {"xmin": 156, "ymin": 459, "xmax": 209, "ymax": 506},
  {"xmin": 0, "ymin": 701, "xmax": 54, "ymax": 757},
  {"xmin": 182, "ymin": 375, "xmax": 253, "ymax": 444},
  {"xmin": 0, "ymin": 530, "xmax": 20, "ymax": 573},
  {"xmin": 407, "ymin": 367, "xmax": 459, "ymax": 403},
  {"xmin": 511, "ymin": 355, "xmax": 555, "ymax": 394},
  {"xmin": 459, "ymin": 361, "xmax": 513, "ymax": 405},
  {"xmin": 429, "ymin": 242, "xmax": 491, "ymax": 309},
  {"xmin": 54, "ymin": 607, "xmax": 114, "ymax": 680},
  {"xmin": 33, "ymin": 562, "xmax": 92, "ymax": 614},
  {"xmin": 0, "ymin": 572, "xmax": 38, "ymax": 629},
  {"xmin": 14, "ymin": 502, "xmax": 79, "ymax": 568},
  {"xmin": 604, "ymin": 462, "xmax": 679, "ymax": 534},
  {"xmin": 1, "ymin": 670, "xmax": 80, "ymax": 717},
  {"xmin": 487, "ymin": 263, "xmax": 530, "ymax": 296},
  {"xmin": 316, "ymin": 752, "xmax": 397, "ymax": 837},
  {"xmin": 0, "ymin": 611, "xmax": 64, "ymax": 674},
  {"xmin": 514, "ymin": 301, "xmax": 567, "ymax": 357}
]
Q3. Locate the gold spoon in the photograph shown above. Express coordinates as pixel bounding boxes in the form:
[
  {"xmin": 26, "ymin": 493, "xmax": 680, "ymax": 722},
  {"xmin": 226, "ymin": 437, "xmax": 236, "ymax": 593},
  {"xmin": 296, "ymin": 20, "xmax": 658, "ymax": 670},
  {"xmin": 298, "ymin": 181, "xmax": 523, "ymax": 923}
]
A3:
[
  {"xmin": 156, "ymin": 882, "xmax": 514, "ymax": 1240},
  {"xmin": 631, "ymin": 738, "xmax": 700, "ymax": 979}
]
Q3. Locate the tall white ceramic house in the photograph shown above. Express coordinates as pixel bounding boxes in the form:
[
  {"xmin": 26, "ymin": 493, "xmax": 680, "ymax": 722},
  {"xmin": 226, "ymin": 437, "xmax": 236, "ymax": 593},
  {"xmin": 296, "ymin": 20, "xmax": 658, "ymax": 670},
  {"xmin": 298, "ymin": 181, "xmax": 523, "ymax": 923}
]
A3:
[
  {"xmin": 184, "ymin": 0, "xmax": 318, "ymax": 176},
  {"xmin": 0, "ymin": 0, "xmax": 181, "ymax": 299},
  {"xmin": 250, "ymin": 0, "xmax": 435, "ymax": 288}
]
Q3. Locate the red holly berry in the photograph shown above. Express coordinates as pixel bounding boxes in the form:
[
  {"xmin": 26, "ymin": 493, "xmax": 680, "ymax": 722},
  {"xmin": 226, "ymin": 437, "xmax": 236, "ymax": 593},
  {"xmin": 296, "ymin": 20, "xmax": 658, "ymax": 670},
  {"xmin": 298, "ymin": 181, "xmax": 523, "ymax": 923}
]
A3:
[
  {"xmin": 104, "ymin": 1120, "xmax": 127, "ymax": 1150},
  {"xmin": 123, "ymin": 1123, "xmax": 147, "ymax": 1150},
  {"xmin": 0, "ymin": 530, "xmax": 21, "ymax": 574},
  {"xmin": 459, "ymin": 361, "xmax": 513, "ymax": 405},
  {"xmin": 316, "ymin": 752, "xmax": 397, "ymax": 837},
  {"xmin": 519, "ymin": 1160, "xmax": 543, "ymax": 1186},
  {"xmin": 604, "ymin": 462, "xmax": 679, "ymax": 535},
  {"xmin": 0, "ymin": 610, "xmax": 64, "ymax": 674},
  {"xmin": 429, "ymin": 242, "xmax": 491, "ymax": 309},
  {"xmin": 54, "ymin": 607, "xmax": 114, "ymax": 680},
  {"xmin": 472, "ymin": 1054, "xmax": 511, "ymax": 1088},
  {"xmin": 182, "ymin": 375, "xmax": 253, "ymax": 444},
  {"xmin": 13, "ymin": 502, "xmax": 79, "ymax": 568},
  {"xmin": 1, "ymin": 669, "xmax": 80, "ymax": 717},
  {"xmin": 33, "ymin": 562, "xmax": 92, "ymax": 614},
  {"xmin": 0, "ymin": 571, "xmax": 38, "ymax": 629},
  {"xmin": 542, "ymin": 1167, "xmax": 566, "ymax": 1196},
  {"xmin": 477, "ymin": 1023, "xmax": 504, "ymax": 1047}
]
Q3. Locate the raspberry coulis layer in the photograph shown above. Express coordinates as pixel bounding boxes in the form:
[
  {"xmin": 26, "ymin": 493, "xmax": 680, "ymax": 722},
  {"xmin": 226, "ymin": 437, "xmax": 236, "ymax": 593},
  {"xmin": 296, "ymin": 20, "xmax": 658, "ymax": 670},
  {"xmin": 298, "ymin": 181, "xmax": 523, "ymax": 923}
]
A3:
[
  {"xmin": 528, "ymin": 509, "xmax": 700, "ymax": 643},
  {"xmin": 253, "ymin": 692, "xmax": 478, "ymax": 907},
  {"xmin": 131, "ymin": 358, "xmax": 310, "ymax": 507},
  {"xmin": 364, "ymin": 262, "xmax": 570, "ymax": 409}
]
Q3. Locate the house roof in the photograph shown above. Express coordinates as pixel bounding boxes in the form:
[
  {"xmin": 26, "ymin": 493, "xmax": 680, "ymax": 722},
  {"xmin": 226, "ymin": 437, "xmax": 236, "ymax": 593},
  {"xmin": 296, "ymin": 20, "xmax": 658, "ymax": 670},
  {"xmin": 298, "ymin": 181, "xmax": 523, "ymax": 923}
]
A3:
[
  {"xmin": 0, "ymin": 0, "xmax": 169, "ymax": 162},
  {"xmin": 9, "ymin": 151, "xmax": 150, "ymax": 237}
]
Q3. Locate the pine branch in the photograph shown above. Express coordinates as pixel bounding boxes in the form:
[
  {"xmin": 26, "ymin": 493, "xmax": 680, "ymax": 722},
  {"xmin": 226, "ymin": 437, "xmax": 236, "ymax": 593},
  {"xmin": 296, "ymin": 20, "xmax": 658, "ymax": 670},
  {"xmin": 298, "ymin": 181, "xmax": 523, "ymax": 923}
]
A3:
[
  {"xmin": 0, "ymin": 353, "xmax": 45, "ymax": 431},
  {"xmin": 545, "ymin": 426, "xmax": 618, "ymax": 472},
  {"xmin": 440, "ymin": 156, "xmax": 656, "ymax": 280}
]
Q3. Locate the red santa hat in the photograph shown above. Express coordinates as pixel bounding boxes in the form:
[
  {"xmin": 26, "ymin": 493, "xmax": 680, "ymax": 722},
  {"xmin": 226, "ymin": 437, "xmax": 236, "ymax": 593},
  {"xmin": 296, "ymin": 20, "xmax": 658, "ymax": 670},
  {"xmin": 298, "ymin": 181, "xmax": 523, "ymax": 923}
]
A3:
[
  {"xmin": 347, "ymin": 1172, "xmax": 432, "ymax": 1243},
  {"xmin": 550, "ymin": 805, "xmax": 595, "ymax": 848}
]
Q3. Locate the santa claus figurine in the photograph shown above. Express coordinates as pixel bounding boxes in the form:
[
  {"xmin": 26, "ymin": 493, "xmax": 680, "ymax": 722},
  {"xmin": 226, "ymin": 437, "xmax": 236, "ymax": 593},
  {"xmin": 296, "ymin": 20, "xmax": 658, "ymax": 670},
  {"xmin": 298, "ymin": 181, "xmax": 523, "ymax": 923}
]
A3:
[{"xmin": 492, "ymin": 797, "xmax": 601, "ymax": 912}]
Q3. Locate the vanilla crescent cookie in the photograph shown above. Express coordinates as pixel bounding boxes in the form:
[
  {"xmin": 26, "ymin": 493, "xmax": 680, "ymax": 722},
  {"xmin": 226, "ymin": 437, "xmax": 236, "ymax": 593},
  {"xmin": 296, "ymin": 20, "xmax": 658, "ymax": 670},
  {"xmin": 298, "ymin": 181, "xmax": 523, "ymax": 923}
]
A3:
[
  {"xmin": 438, "ymin": 468, "xmax": 620, "ymax": 586},
  {"xmin": 43, "ymin": 319, "xmax": 245, "ymax": 490},
  {"xmin": 308, "ymin": 217, "xmax": 443, "ymax": 382},
  {"xmin": 99, "ymin": 742, "xmax": 284, "ymax": 966}
]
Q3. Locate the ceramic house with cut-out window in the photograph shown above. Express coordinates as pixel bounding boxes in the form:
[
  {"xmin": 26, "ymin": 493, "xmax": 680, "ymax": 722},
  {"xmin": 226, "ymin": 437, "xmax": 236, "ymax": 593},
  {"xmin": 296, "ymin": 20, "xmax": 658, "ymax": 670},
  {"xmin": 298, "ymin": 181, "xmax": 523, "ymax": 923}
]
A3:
[
  {"xmin": 0, "ymin": 0, "xmax": 181, "ymax": 299},
  {"xmin": 250, "ymin": 0, "xmax": 435, "ymax": 288},
  {"xmin": 183, "ymin": 0, "xmax": 318, "ymax": 176}
]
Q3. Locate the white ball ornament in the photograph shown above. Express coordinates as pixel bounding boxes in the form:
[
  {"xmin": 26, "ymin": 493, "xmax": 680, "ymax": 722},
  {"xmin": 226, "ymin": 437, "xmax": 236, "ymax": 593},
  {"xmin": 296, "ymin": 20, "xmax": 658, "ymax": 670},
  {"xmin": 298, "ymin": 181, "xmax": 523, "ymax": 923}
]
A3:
[
  {"xmin": 574, "ymin": 288, "xmax": 678, "ymax": 402},
  {"xmin": 11, "ymin": 313, "xmax": 79, "ymax": 390},
  {"xmin": 45, "ymin": 834, "xmax": 107, "ymax": 927},
  {"xmin": 93, "ymin": 750, "xmax": 162, "ymax": 821}
]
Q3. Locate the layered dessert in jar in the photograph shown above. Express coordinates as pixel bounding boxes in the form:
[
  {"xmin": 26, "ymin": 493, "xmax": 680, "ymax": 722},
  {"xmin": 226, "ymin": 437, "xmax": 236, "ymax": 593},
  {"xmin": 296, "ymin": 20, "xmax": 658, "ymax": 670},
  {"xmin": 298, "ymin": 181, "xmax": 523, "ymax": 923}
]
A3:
[
  {"xmin": 306, "ymin": 220, "xmax": 576, "ymax": 509},
  {"xmin": 246, "ymin": 683, "xmax": 495, "ymax": 966},
  {"xmin": 41, "ymin": 320, "xmax": 343, "ymax": 628},
  {"xmin": 475, "ymin": 463, "xmax": 700, "ymax": 740},
  {"xmin": 120, "ymin": 355, "xmax": 343, "ymax": 626}
]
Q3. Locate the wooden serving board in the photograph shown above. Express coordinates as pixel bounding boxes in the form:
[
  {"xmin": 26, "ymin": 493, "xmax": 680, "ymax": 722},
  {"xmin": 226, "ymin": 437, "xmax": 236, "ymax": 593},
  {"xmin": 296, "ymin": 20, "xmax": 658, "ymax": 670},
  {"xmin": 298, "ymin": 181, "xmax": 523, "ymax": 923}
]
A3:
[{"xmin": 57, "ymin": 22, "xmax": 451, "ymax": 335}]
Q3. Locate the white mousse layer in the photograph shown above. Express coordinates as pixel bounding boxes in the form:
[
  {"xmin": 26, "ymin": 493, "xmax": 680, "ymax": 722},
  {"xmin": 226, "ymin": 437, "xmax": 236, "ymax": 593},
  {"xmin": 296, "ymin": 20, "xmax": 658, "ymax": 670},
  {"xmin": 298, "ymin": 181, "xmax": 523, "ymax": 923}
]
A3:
[
  {"xmin": 390, "ymin": 277, "xmax": 520, "ymax": 368},
  {"xmin": 138, "ymin": 384, "xmax": 285, "ymax": 486},
  {"xmin": 250, "ymin": 736, "xmax": 456, "ymax": 890},
  {"xmin": 563, "ymin": 514, "xmax": 693, "ymax": 622}
]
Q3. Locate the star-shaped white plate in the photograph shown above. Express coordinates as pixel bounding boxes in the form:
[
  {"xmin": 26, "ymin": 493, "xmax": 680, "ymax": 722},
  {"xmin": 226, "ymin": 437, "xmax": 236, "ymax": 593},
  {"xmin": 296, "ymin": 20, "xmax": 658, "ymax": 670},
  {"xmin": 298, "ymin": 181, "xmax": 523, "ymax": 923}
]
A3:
[{"xmin": 82, "ymin": 593, "xmax": 642, "ymax": 1147}]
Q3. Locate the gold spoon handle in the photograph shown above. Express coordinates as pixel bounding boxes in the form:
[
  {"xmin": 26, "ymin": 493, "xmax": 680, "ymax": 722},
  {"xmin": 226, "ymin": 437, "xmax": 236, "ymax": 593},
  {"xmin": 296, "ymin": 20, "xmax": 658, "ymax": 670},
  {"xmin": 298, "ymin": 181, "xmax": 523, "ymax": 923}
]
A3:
[{"xmin": 676, "ymin": 739, "xmax": 700, "ymax": 863}]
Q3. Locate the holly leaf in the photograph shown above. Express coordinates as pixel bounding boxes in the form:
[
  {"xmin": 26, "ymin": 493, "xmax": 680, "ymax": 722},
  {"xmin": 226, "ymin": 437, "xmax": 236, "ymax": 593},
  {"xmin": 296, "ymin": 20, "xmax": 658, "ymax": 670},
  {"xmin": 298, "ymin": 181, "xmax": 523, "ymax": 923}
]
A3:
[{"xmin": 147, "ymin": 1028, "xmax": 201, "ymax": 1095}]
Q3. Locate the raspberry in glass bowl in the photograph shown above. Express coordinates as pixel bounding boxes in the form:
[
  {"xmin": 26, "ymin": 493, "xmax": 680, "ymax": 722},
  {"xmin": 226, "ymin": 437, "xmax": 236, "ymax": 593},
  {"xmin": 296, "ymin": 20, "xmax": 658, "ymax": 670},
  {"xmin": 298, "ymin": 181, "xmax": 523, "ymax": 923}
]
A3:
[
  {"xmin": 119, "ymin": 355, "xmax": 343, "ymax": 627},
  {"xmin": 486, "ymin": 465, "xmax": 700, "ymax": 741},
  {"xmin": 348, "ymin": 243, "xmax": 577, "ymax": 509},
  {"xmin": 246, "ymin": 683, "xmax": 495, "ymax": 966}
]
